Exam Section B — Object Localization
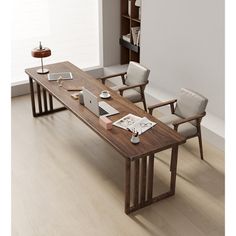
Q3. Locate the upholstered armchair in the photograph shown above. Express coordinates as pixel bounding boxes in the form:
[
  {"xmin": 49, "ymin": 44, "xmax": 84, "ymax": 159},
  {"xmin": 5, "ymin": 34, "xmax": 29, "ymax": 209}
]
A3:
[
  {"xmin": 148, "ymin": 88, "xmax": 208, "ymax": 160},
  {"xmin": 99, "ymin": 61, "xmax": 150, "ymax": 111}
]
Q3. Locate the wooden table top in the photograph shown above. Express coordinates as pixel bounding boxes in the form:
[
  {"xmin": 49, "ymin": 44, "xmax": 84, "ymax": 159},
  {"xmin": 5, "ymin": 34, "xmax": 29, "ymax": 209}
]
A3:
[{"xmin": 25, "ymin": 61, "xmax": 186, "ymax": 160}]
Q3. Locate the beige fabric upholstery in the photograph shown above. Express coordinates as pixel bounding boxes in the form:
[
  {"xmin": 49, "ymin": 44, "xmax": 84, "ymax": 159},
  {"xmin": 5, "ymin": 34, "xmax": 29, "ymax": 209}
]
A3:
[
  {"xmin": 125, "ymin": 61, "xmax": 150, "ymax": 93},
  {"xmin": 159, "ymin": 114, "xmax": 197, "ymax": 137},
  {"xmin": 111, "ymin": 84, "xmax": 142, "ymax": 103},
  {"xmin": 110, "ymin": 62, "xmax": 150, "ymax": 104},
  {"xmin": 175, "ymin": 88, "xmax": 208, "ymax": 124}
]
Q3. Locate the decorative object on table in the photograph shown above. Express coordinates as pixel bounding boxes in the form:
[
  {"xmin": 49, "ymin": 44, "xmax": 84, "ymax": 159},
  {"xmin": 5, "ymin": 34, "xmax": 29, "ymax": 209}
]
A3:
[
  {"xmin": 48, "ymin": 72, "xmax": 73, "ymax": 81},
  {"xmin": 135, "ymin": 0, "xmax": 142, "ymax": 20},
  {"xmin": 31, "ymin": 41, "xmax": 51, "ymax": 74},
  {"xmin": 57, "ymin": 76, "xmax": 63, "ymax": 87},
  {"xmin": 128, "ymin": 0, "xmax": 131, "ymax": 16},
  {"xmin": 71, "ymin": 92, "xmax": 81, "ymax": 100},
  {"xmin": 130, "ymin": 129, "xmax": 140, "ymax": 144},
  {"xmin": 100, "ymin": 90, "xmax": 111, "ymax": 99},
  {"xmin": 99, "ymin": 116, "xmax": 112, "ymax": 130},
  {"xmin": 122, "ymin": 33, "xmax": 131, "ymax": 43}
]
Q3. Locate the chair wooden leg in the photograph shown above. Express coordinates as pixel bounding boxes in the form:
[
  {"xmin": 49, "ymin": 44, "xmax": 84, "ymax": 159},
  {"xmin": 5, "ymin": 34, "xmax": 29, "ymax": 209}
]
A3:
[
  {"xmin": 198, "ymin": 132, "xmax": 204, "ymax": 160},
  {"xmin": 143, "ymin": 99, "xmax": 147, "ymax": 112}
]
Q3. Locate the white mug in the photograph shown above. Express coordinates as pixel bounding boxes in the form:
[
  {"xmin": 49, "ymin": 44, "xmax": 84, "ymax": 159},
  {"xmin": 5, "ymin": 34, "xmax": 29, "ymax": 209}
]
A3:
[{"xmin": 101, "ymin": 90, "xmax": 110, "ymax": 97}]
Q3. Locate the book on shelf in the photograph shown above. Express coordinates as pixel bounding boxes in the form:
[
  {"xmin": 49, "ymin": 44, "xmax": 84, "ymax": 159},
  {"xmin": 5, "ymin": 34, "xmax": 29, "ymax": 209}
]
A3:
[
  {"xmin": 122, "ymin": 33, "xmax": 131, "ymax": 43},
  {"xmin": 131, "ymin": 26, "xmax": 140, "ymax": 46},
  {"xmin": 137, "ymin": 30, "xmax": 141, "ymax": 46},
  {"xmin": 113, "ymin": 113, "xmax": 156, "ymax": 135}
]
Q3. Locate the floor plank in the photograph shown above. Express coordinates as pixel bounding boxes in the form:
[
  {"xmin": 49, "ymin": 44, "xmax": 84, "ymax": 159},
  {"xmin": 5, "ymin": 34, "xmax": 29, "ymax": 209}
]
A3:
[{"xmin": 12, "ymin": 95, "xmax": 224, "ymax": 236}]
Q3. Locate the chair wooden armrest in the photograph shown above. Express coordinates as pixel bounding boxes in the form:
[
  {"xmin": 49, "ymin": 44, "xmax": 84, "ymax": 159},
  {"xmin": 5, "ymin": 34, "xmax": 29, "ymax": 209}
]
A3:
[
  {"xmin": 148, "ymin": 99, "xmax": 177, "ymax": 115},
  {"xmin": 98, "ymin": 72, "xmax": 127, "ymax": 84},
  {"xmin": 172, "ymin": 112, "xmax": 206, "ymax": 130},
  {"xmin": 118, "ymin": 82, "xmax": 148, "ymax": 96}
]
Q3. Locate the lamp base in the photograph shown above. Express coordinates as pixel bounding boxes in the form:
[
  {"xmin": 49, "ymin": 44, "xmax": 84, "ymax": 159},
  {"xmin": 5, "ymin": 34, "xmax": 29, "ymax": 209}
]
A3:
[{"xmin": 37, "ymin": 68, "xmax": 49, "ymax": 74}]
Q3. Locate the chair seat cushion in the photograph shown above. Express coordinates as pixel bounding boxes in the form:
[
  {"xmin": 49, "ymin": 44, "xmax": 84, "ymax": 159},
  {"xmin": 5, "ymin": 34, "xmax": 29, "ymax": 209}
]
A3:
[
  {"xmin": 159, "ymin": 114, "xmax": 197, "ymax": 137},
  {"xmin": 111, "ymin": 85, "xmax": 142, "ymax": 103}
]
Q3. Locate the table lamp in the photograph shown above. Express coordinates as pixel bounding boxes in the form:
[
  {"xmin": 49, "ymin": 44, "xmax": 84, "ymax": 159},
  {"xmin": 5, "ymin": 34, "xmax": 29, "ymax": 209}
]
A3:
[{"xmin": 31, "ymin": 42, "xmax": 51, "ymax": 74}]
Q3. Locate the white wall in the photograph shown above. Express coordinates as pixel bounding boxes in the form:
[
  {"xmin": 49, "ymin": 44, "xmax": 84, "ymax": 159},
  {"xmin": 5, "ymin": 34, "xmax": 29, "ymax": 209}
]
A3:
[{"xmin": 141, "ymin": 0, "xmax": 224, "ymax": 120}]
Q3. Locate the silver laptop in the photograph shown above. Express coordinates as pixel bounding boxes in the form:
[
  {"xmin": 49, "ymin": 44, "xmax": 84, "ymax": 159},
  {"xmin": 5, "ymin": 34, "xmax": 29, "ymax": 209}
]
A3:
[{"xmin": 83, "ymin": 88, "xmax": 119, "ymax": 117}]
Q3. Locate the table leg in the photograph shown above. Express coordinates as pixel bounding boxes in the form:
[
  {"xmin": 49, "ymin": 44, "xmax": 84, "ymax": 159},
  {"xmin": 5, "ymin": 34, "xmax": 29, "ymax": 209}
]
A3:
[
  {"xmin": 124, "ymin": 145, "xmax": 180, "ymax": 214},
  {"xmin": 42, "ymin": 88, "xmax": 48, "ymax": 112},
  {"xmin": 125, "ymin": 159, "xmax": 131, "ymax": 214},
  {"xmin": 147, "ymin": 154, "xmax": 154, "ymax": 202},
  {"xmin": 36, "ymin": 83, "xmax": 42, "ymax": 113},
  {"xmin": 28, "ymin": 77, "xmax": 66, "ymax": 117},
  {"xmin": 133, "ymin": 159, "xmax": 140, "ymax": 208},
  {"xmin": 29, "ymin": 77, "xmax": 36, "ymax": 117},
  {"xmin": 49, "ymin": 94, "xmax": 53, "ymax": 111},
  {"xmin": 170, "ymin": 145, "xmax": 179, "ymax": 195},
  {"xmin": 140, "ymin": 156, "xmax": 147, "ymax": 205}
]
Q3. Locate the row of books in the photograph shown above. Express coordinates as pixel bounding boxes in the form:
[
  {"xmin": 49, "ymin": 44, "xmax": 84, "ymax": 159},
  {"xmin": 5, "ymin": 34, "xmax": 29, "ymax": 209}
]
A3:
[{"xmin": 122, "ymin": 26, "xmax": 140, "ymax": 46}]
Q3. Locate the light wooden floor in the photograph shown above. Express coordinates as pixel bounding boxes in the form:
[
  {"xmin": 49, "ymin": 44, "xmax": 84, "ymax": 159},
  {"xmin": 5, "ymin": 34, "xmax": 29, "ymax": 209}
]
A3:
[{"xmin": 12, "ymin": 95, "xmax": 224, "ymax": 236}]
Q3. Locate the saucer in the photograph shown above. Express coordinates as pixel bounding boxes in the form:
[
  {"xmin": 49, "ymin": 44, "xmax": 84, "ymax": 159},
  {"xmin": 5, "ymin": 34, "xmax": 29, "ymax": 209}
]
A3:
[{"xmin": 99, "ymin": 93, "xmax": 111, "ymax": 99}]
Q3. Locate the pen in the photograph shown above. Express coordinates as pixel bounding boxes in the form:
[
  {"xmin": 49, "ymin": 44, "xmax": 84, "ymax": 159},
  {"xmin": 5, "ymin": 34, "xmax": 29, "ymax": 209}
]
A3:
[{"xmin": 67, "ymin": 89, "xmax": 82, "ymax": 91}]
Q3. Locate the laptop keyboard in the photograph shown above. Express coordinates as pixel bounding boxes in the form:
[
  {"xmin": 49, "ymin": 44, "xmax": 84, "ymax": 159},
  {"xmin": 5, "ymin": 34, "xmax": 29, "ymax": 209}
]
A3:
[{"xmin": 99, "ymin": 106, "xmax": 108, "ymax": 116}]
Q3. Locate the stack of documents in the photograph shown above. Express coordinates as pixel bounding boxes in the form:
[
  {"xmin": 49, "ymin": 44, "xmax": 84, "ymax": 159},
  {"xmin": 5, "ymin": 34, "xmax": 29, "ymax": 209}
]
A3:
[{"xmin": 113, "ymin": 114, "xmax": 156, "ymax": 134}]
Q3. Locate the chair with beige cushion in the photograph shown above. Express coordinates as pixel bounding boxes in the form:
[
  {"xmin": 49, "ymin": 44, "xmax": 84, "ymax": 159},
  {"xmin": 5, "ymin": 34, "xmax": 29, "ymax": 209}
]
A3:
[
  {"xmin": 148, "ymin": 88, "xmax": 208, "ymax": 160},
  {"xmin": 99, "ymin": 61, "xmax": 150, "ymax": 111}
]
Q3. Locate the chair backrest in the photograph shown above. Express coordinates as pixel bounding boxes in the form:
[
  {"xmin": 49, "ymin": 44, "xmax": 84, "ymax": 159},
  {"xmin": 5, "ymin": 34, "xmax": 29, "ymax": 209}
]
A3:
[
  {"xmin": 175, "ymin": 88, "xmax": 208, "ymax": 125},
  {"xmin": 125, "ymin": 61, "xmax": 150, "ymax": 92}
]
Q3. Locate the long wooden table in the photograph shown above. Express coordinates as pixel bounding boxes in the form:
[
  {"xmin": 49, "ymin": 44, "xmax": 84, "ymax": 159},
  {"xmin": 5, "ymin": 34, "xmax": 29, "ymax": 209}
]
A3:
[{"xmin": 25, "ymin": 61, "xmax": 186, "ymax": 214}]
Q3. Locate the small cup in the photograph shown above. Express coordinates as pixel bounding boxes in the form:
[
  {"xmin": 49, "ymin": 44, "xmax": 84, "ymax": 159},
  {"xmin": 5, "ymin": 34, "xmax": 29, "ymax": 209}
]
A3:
[
  {"xmin": 78, "ymin": 91, "xmax": 84, "ymax": 105},
  {"xmin": 130, "ymin": 133, "xmax": 140, "ymax": 144},
  {"xmin": 101, "ymin": 90, "xmax": 110, "ymax": 97}
]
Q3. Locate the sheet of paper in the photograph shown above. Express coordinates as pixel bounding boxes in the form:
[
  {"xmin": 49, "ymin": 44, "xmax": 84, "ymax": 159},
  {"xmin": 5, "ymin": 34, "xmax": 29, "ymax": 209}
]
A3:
[{"xmin": 113, "ymin": 114, "xmax": 156, "ymax": 134}]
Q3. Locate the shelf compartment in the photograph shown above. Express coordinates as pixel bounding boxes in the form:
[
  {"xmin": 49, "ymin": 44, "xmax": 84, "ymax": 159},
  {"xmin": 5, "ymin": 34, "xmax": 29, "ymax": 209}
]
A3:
[{"xmin": 119, "ymin": 38, "xmax": 139, "ymax": 53}]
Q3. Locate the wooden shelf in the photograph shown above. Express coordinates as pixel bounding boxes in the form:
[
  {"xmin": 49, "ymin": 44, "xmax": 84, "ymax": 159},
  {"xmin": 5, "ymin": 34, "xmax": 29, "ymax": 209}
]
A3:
[
  {"xmin": 122, "ymin": 14, "xmax": 140, "ymax": 23},
  {"xmin": 120, "ymin": 0, "xmax": 141, "ymax": 64},
  {"xmin": 131, "ymin": 18, "xmax": 140, "ymax": 23},
  {"xmin": 122, "ymin": 14, "xmax": 131, "ymax": 20}
]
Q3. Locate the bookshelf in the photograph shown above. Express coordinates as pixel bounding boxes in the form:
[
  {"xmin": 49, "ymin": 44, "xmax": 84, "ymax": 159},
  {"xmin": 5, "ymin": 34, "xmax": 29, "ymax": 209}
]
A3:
[{"xmin": 120, "ymin": 0, "xmax": 141, "ymax": 64}]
